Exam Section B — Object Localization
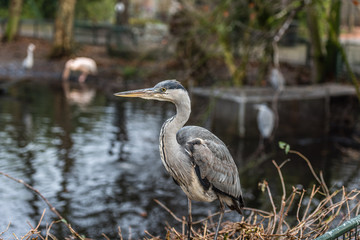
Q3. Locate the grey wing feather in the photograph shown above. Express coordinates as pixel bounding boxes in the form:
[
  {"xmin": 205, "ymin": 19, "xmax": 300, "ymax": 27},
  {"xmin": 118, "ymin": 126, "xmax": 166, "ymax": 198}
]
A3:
[{"xmin": 177, "ymin": 126, "xmax": 242, "ymax": 199}]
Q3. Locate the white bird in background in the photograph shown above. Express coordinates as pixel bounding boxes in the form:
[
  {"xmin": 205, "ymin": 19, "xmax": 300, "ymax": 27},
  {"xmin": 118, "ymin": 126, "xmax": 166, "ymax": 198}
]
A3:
[
  {"xmin": 269, "ymin": 67, "xmax": 285, "ymax": 92},
  {"xmin": 62, "ymin": 57, "xmax": 97, "ymax": 83},
  {"xmin": 254, "ymin": 104, "xmax": 275, "ymax": 139},
  {"xmin": 22, "ymin": 43, "xmax": 36, "ymax": 69}
]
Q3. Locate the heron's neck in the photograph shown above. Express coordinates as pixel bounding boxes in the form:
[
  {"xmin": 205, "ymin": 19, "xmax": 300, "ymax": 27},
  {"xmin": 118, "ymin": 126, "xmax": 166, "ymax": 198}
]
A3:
[
  {"xmin": 168, "ymin": 98, "xmax": 191, "ymax": 135},
  {"xmin": 159, "ymin": 94, "xmax": 192, "ymax": 184},
  {"xmin": 27, "ymin": 50, "xmax": 33, "ymax": 58},
  {"xmin": 160, "ymin": 95, "xmax": 191, "ymax": 152}
]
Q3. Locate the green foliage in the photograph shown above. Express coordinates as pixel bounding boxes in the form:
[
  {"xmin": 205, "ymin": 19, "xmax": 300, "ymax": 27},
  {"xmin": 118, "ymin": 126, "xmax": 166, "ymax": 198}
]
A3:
[
  {"xmin": 0, "ymin": 8, "xmax": 8, "ymax": 18},
  {"xmin": 175, "ymin": 0, "xmax": 305, "ymax": 87},
  {"xmin": 307, "ymin": 0, "xmax": 329, "ymax": 39},
  {"xmin": 21, "ymin": 0, "xmax": 55, "ymax": 19},
  {"xmin": 122, "ymin": 66, "xmax": 138, "ymax": 79},
  {"xmin": 75, "ymin": 0, "xmax": 116, "ymax": 23},
  {"xmin": 129, "ymin": 17, "xmax": 162, "ymax": 27},
  {"xmin": 173, "ymin": 0, "xmax": 354, "ymax": 87},
  {"xmin": 0, "ymin": 0, "xmax": 8, "ymax": 8},
  {"xmin": 304, "ymin": 0, "xmax": 348, "ymax": 83},
  {"xmin": 278, "ymin": 141, "xmax": 290, "ymax": 154},
  {"xmin": 0, "ymin": 0, "xmax": 56, "ymax": 19},
  {"xmin": 61, "ymin": 218, "xmax": 68, "ymax": 224},
  {"xmin": 1, "ymin": 0, "xmax": 117, "ymax": 22},
  {"xmin": 0, "ymin": 0, "xmax": 8, "ymax": 17}
]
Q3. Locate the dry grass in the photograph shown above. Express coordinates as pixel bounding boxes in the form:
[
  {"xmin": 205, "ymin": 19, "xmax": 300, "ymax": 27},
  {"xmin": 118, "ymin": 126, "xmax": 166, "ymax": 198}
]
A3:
[
  {"xmin": 1, "ymin": 145, "xmax": 360, "ymax": 240},
  {"xmin": 156, "ymin": 186, "xmax": 360, "ymax": 240}
]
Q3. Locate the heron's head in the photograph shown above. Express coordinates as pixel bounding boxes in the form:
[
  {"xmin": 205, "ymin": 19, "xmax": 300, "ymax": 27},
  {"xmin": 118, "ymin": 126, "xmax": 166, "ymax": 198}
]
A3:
[
  {"xmin": 28, "ymin": 43, "xmax": 36, "ymax": 52},
  {"xmin": 254, "ymin": 104, "xmax": 267, "ymax": 111},
  {"xmin": 114, "ymin": 80, "xmax": 189, "ymax": 104}
]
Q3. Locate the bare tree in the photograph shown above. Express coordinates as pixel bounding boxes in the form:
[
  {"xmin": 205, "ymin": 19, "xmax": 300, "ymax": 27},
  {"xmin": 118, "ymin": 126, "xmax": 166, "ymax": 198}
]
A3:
[
  {"xmin": 50, "ymin": 0, "xmax": 77, "ymax": 57},
  {"xmin": 115, "ymin": 0, "xmax": 129, "ymax": 25},
  {"xmin": 3, "ymin": 0, "xmax": 23, "ymax": 42}
]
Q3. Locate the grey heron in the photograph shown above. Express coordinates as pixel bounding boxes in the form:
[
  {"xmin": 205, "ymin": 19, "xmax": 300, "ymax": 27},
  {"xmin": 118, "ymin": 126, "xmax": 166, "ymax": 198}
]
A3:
[
  {"xmin": 62, "ymin": 57, "xmax": 97, "ymax": 83},
  {"xmin": 254, "ymin": 104, "xmax": 275, "ymax": 139},
  {"xmin": 114, "ymin": 80, "xmax": 244, "ymax": 239},
  {"xmin": 269, "ymin": 67, "xmax": 285, "ymax": 92},
  {"xmin": 22, "ymin": 43, "xmax": 36, "ymax": 69}
]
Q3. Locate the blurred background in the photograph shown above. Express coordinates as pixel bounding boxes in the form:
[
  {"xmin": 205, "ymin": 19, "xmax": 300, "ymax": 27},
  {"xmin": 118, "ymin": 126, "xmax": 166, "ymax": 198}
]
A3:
[{"xmin": 0, "ymin": 0, "xmax": 360, "ymax": 239}]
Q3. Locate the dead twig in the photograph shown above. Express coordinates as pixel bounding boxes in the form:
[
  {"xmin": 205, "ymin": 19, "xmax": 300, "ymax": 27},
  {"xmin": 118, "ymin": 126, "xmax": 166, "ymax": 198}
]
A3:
[
  {"xmin": 272, "ymin": 160, "xmax": 287, "ymax": 235},
  {"xmin": 22, "ymin": 208, "xmax": 47, "ymax": 240},
  {"xmin": 118, "ymin": 226, "xmax": 124, "ymax": 240},
  {"xmin": 154, "ymin": 199, "xmax": 183, "ymax": 223},
  {"xmin": 0, "ymin": 222, "xmax": 11, "ymax": 237},
  {"xmin": 0, "ymin": 171, "xmax": 85, "ymax": 240}
]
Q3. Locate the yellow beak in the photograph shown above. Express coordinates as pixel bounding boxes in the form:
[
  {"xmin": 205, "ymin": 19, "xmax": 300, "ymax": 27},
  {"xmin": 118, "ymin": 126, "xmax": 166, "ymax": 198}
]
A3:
[{"xmin": 114, "ymin": 87, "xmax": 155, "ymax": 98}]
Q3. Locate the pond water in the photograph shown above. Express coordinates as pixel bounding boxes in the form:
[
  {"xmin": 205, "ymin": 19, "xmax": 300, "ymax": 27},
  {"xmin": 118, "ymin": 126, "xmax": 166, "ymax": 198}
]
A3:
[{"xmin": 0, "ymin": 81, "xmax": 359, "ymax": 239}]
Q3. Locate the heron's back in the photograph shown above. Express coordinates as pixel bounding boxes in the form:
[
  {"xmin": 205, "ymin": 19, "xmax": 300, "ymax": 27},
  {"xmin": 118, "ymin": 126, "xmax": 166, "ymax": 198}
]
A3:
[
  {"xmin": 176, "ymin": 126, "xmax": 244, "ymax": 212},
  {"xmin": 176, "ymin": 126, "xmax": 224, "ymax": 146}
]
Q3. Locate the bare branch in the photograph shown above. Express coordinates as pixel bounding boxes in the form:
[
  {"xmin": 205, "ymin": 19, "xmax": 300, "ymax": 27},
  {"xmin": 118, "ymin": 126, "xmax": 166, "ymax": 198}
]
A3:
[{"xmin": 0, "ymin": 171, "xmax": 85, "ymax": 240}]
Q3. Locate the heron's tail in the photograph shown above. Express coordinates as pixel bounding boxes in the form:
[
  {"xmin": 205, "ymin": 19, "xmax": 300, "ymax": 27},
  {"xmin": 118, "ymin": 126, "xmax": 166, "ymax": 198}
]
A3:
[
  {"xmin": 218, "ymin": 193, "xmax": 245, "ymax": 215},
  {"xmin": 229, "ymin": 195, "xmax": 245, "ymax": 215}
]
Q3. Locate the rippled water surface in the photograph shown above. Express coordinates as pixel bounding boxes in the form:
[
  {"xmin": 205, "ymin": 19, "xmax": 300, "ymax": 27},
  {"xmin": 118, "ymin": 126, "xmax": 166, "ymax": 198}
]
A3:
[{"xmin": 0, "ymin": 81, "xmax": 359, "ymax": 239}]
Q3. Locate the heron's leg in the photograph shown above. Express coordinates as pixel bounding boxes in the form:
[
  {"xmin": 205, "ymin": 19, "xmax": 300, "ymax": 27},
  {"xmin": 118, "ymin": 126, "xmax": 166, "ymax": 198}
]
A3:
[
  {"xmin": 214, "ymin": 201, "xmax": 225, "ymax": 240},
  {"xmin": 78, "ymin": 73, "xmax": 88, "ymax": 83},
  {"xmin": 258, "ymin": 134, "xmax": 264, "ymax": 151},
  {"xmin": 187, "ymin": 198, "xmax": 192, "ymax": 240}
]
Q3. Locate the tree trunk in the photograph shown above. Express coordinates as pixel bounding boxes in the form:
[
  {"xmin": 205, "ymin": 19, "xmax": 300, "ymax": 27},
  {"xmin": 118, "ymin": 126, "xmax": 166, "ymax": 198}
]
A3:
[
  {"xmin": 115, "ymin": 0, "xmax": 129, "ymax": 25},
  {"xmin": 325, "ymin": 0, "xmax": 341, "ymax": 80},
  {"xmin": 3, "ymin": 0, "xmax": 23, "ymax": 42},
  {"xmin": 50, "ymin": 0, "xmax": 76, "ymax": 58},
  {"xmin": 306, "ymin": 3, "xmax": 325, "ymax": 83}
]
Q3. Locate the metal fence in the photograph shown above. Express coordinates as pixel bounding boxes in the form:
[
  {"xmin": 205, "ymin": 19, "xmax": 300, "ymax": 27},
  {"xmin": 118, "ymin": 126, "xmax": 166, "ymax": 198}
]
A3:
[
  {"xmin": 2, "ymin": 19, "xmax": 167, "ymax": 43},
  {"xmin": 315, "ymin": 215, "xmax": 360, "ymax": 240},
  {"xmin": 0, "ymin": 18, "xmax": 168, "ymax": 53},
  {"xmin": 1, "ymin": 18, "xmax": 359, "ymax": 74}
]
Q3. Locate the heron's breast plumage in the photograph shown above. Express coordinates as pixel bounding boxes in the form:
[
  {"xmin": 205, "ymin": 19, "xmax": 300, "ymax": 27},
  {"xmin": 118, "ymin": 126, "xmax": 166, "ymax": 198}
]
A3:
[{"xmin": 180, "ymin": 169, "xmax": 217, "ymax": 202}]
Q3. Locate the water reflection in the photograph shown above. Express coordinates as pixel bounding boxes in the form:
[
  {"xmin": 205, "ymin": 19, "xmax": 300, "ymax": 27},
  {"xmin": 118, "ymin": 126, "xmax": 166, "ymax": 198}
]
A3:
[
  {"xmin": 62, "ymin": 80, "xmax": 96, "ymax": 109},
  {"xmin": 0, "ymin": 81, "xmax": 359, "ymax": 239}
]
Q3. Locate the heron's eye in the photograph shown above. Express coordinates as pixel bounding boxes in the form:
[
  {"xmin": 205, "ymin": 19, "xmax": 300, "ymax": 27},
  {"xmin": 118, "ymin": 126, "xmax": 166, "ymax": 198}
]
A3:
[{"xmin": 161, "ymin": 88, "xmax": 167, "ymax": 93}]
